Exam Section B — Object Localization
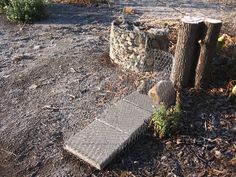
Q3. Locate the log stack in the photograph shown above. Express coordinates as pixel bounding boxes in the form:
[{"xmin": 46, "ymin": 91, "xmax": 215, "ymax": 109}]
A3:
[
  {"xmin": 148, "ymin": 17, "xmax": 222, "ymax": 108},
  {"xmin": 170, "ymin": 16, "xmax": 222, "ymax": 90},
  {"xmin": 170, "ymin": 16, "xmax": 204, "ymax": 89},
  {"xmin": 195, "ymin": 19, "xmax": 222, "ymax": 89}
]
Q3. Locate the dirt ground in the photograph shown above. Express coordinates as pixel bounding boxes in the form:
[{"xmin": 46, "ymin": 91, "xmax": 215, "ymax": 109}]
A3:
[{"xmin": 0, "ymin": 1, "xmax": 236, "ymax": 177}]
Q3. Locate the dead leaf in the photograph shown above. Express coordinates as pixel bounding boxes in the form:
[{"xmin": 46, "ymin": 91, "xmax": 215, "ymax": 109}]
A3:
[
  {"xmin": 123, "ymin": 6, "xmax": 136, "ymax": 14},
  {"xmin": 211, "ymin": 168, "xmax": 227, "ymax": 176},
  {"xmin": 228, "ymin": 157, "xmax": 236, "ymax": 167},
  {"xmin": 213, "ymin": 150, "xmax": 223, "ymax": 159},
  {"xmin": 12, "ymin": 54, "xmax": 24, "ymax": 64}
]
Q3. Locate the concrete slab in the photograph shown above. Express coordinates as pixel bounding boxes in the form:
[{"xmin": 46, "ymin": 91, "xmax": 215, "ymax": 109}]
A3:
[
  {"xmin": 97, "ymin": 100, "xmax": 152, "ymax": 135},
  {"xmin": 123, "ymin": 91, "xmax": 156, "ymax": 113},
  {"xmin": 64, "ymin": 92, "xmax": 156, "ymax": 170},
  {"xmin": 64, "ymin": 120, "xmax": 129, "ymax": 170}
]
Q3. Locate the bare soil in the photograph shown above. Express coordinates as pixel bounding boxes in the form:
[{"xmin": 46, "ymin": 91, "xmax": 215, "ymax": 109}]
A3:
[{"xmin": 0, "ymin": 1, "xmax": 236, "ymax": 177}]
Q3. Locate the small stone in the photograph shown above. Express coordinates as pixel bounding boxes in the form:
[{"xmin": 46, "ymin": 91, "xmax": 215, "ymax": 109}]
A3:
[
  {"xmin": 2, "ymin": 75, "xmax": 10, "ymax": 78},
  {"xmin": 68, "ymin": 94, "xmax": 76, "ymax": 100},
  {"xmin": 133, "ymin": 47, "xmax": 140, "ymax": 53},
  {"xmin": 137, "ymin": 55, "xmax": 141, "ymax": 60},
  {"xmin": 147, "ymin": 28, "xmax": 169, "ymax": 35},
  {"xmin": 129, "ymin": 33, "xmax": 135, "ymax": 39},
  {"xmin": 127, "ymin": 41, "xmax": 132, "ymax": 46},
  {"xmin": 12, "ymin": 54, "xmax": 24, "ymax": 63},
  {"xmin": 70, "ymin": 68, "xmax": 76, "ymax": 73},
  {"xmin": 134, "ymin": 36, "xmax": 139, "ymax": 45},
  {"xmin": 133, "ymin": 160, "xmax": 139, "ymax": 164},
  {"xmin": 129, "ymin": 54, "xmax": 136, "ymax": 60},
  {"xmin": 126, "ymin": 36, "xmax": 131, "ymax": 41},
  {"xmin": 167, "ymin": 172, "xmax": 177, "ymax": 177},
  {"xmin": 33, "ymin": 45, "xmax": 42, "ymax": 50},
  {"xmin": 114, "ymin": 43, "xmax": 119, "ymax": 49},
  {"xmin": 29, "ymin": 84, "xmax": 38, "ymax": 90},
  {"xmin": 42, "ymin": 105, "xmax": 52, "ymax": 109},
  {"xmin": 42, "ymin": 105, "xmax": 59, "ymax": 112},
  {"xmin": 128, "ymin": 47, "xmax": 133, "ymax": 51}
]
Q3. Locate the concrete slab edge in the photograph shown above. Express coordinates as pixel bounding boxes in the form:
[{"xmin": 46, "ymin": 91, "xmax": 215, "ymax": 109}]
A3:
[
  {"xmin": 64, "ymin": 144, "xmax": 102, "ymax": 170},
  {"xmin": 64, "ymin": 120, "xmax": 150, "ymax": 170}
]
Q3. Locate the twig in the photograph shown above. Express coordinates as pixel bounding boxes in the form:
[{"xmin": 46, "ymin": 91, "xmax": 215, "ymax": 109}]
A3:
[
  {"xmin": 196, "ymin": 153, "xmax": 208, "ymax": 164},
  {"xmin": 1, "ymin": 148, "xmax": 16, "ymax": 156}
]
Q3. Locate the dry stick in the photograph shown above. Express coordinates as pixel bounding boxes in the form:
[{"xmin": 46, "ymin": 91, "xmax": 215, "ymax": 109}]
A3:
[
  {"xmin": 195, "ymin": 19, "xmax": 222, "ymax": 89},
  {"xmin": 170, "ymin": 16, "xmax": 204, "ymax": 89}
]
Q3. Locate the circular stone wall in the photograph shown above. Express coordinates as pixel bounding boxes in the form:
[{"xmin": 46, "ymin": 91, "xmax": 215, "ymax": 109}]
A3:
[{"xmin": 109, "ymin": 20, "xmax": 169, "ymax": 72}]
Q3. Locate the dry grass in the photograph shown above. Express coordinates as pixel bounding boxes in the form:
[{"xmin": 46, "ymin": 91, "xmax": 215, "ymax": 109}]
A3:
[
  {"xmin": 205, "ymin": 0, "xmax": 236, "ymax": 5},
  {"xmin": 52, "ymin": 0, "xmax": 108, "ymax": 5}
]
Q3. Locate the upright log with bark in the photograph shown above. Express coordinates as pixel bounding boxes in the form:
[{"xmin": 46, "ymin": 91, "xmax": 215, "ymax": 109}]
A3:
[
  {"xmin": 195, "ymin": 19, "xmax": 222, "ymax": 89},
  {"xmin": 171, "ymin": 16, "xmax": 203, "ymax": 89}
]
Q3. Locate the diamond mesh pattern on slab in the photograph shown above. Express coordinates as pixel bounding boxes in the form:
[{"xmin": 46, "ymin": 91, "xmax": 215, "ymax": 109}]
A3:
[
  {"xmin": 65, "ymin": 120, "xmax": 129, "ymax": 170},
  {"xmin": 97, "ymin": 100, "xmax": 151, "ymax": 135},
  {"xmin": 123, "ymin": 91, "xmax": 155, "ymax": 113},
  {"xmin": 64, "ymin": 94, "xmax": 154, "ymax": 170}
]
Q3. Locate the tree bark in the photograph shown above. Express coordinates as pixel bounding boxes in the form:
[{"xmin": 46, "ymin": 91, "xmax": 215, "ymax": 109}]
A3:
[
  {"xmin": 171, "ymin": 16, "xmax": 203, "ymax": 89},
  {"xmin": 195, "ymin": 19, "xmax": 222, "ymax": 89}
]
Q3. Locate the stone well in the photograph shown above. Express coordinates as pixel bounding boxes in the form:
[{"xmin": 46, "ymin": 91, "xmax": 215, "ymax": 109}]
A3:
[{"xmin": 109, "ymin": 20, "xmax": 169, "ymax": 72}]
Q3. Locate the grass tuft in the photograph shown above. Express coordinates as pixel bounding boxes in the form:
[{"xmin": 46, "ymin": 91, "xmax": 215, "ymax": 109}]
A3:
[{"xmin": 150, "ymin": 103, "xmax": 183, "ymax": 138}]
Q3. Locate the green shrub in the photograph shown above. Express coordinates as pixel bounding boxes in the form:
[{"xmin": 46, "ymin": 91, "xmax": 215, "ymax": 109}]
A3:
[
  {"xmin": 0, "ymin": 0, "xmax": 9, "ymax": 12},
  {"xmin": 150, "ymin": 103, "xmax": 183, "ymax": 138},
  {"xmin": 2, "ymin": 0, "xmax": 48, "ymax": 22}
]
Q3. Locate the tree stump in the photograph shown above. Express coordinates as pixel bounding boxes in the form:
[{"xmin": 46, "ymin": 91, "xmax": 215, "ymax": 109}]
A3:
[
  {"xmin": 195, "ymin": 19, "xmax": 222, "ymax": 89},
  {"xmin": 171, "ymin": 16, "xmax": 203, "ymax": 89}
]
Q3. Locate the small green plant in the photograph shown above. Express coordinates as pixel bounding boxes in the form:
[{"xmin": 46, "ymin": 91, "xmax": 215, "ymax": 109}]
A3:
[
  {"xmin": 0, "ymin": 0, "xmax": 9, "ymax": 12},
  {"xmin": 1, "ymin": 0, "xmax": 48, "ymax": 22},
  {"xmin": 228, "ymin": 80, "xmax": 236, "ymax": 104},
  {"xmin": 150, "ymin": 103, "xmax": 183, "ymax": 138}
]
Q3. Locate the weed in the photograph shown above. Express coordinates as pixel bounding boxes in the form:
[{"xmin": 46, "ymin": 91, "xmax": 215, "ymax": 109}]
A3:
[
  {"xmin": 1, "ymin": 0, "xmax": 48, "ymax": 22},
  {"xmin": 150, "ymin": 103, "xmax": 183, "ymax": 138}
]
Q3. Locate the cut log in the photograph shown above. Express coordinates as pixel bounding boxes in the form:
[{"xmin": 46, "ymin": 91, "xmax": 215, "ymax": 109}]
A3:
[
  {"xmin": 171, "ymin": 16, "xmax": 204, "ymax": 89},
  {"xmin": 195, "ymin": 19, "xmax": 222, "ymax": 89}
]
